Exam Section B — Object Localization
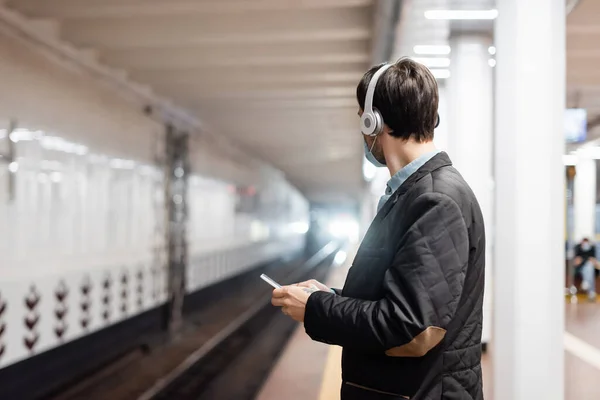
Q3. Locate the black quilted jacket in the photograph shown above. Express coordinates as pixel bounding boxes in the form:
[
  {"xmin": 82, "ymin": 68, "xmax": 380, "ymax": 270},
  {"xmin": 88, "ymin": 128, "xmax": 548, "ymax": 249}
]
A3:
[{"xmin": 305, "ymin": 152, "xmax": 485, "ymax": 399}]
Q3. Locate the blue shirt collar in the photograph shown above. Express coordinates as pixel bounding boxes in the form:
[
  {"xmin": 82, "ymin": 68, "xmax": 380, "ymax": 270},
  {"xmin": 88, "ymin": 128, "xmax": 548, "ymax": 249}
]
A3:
[{"xmin": 385, "ymin": 150, "xmax": 441, "ymax": 196}]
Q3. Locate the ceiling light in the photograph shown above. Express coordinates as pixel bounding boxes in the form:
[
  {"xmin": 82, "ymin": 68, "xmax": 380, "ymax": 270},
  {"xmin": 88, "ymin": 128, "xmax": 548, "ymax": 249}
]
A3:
[
  {"xmin": 413, "ymin": 45, "xmax": 451, "ymax": 55},
  {"xmin": 412, "ymin": 57, "xmax": 451, "ymax": 68},
  {"xmin": 488, "ymin": 46, "xmax": 496, "ymax": 55},
  {"xmin": 576, "ymin": 146, "xmax": 600, "ymax": 160},
  {"xmin": 488, "ymin": 59, "xmax": 496, "ymax": 67},
  {"xmin": 424, "ymin": 9, "xmax": 498, "ymax": 20},
  {"xmin": 563, "ymin": 155, "xmax": 577, "ymax": 166},
  {"xmin": 431, "ymin": 69, "xmax": 451, "ymax": 79}
]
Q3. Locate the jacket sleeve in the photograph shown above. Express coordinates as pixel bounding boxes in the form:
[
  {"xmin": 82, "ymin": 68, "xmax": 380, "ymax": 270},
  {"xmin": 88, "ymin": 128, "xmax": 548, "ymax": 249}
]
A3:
[{"xmin": 304, "ymin": 192, "xmax": 471, "ymax": 357}]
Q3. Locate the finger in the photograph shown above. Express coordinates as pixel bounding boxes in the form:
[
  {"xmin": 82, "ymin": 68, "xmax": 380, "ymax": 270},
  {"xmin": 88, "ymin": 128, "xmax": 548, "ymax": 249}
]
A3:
[
  {"xmin": 272, "ymin": 287, "xmax": 287, "ymax": 298},
  {"xmin": 272, "ymin": 297, "xmax": 285, "ymax": 307}
]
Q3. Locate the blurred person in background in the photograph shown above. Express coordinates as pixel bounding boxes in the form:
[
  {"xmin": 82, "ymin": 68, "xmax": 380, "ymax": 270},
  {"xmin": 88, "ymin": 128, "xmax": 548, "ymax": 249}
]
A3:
[
  {"xmin": 272, "ymin": 58, "xmax": 486, "ymax": 400},
  {"xmin": 573, "ymin": 237, "xmax": 598, "ymax": 301}
]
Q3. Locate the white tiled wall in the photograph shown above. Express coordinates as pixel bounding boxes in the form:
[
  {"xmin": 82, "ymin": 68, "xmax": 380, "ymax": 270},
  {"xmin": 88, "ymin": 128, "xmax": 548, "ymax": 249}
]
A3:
[
  {"xmin": 0, "ymin": 31, "xmax": 309, "ymax": 369},
  {"xmin": 0, "ymin": 30, "xmax": 167, "ymax": 368},
  {"xmin": 0, "ymin": 132, "xmax": 168, "ymax": 369}
]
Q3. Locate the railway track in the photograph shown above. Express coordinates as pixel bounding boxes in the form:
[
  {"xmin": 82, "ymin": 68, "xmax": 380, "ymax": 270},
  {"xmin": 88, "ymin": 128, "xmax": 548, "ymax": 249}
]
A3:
[
  {"xmin": 139, "ymin": 242, "xmax": 338, "ymax": 400},
  {"xmin": 49, "ymin": 242, "xmax": 339, "ymax": 400}
]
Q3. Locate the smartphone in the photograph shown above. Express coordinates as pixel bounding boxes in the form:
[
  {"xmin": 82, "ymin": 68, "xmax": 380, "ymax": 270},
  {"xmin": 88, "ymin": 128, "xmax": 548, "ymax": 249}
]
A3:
[{"xmin": 260, "ymin": 274, "xmax": 281, "ymax": 289}]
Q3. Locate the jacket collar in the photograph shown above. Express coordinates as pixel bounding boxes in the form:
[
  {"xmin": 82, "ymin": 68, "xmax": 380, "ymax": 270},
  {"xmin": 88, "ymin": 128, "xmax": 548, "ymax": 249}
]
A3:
[
  {"xmin": 385, "ymin": 150, "xmax": 441, "ymax": 197},
  {"xmin": 374, "ymin": 152, "xmax": 453, "ymax": 220},
  {"xmin": 394, "ymin": 151, "xmax": 452, "ymax": 196}
]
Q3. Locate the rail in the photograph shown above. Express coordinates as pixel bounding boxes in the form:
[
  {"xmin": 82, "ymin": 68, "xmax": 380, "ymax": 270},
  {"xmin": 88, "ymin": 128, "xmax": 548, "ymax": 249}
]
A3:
[{"xmin": 137, "ymin": 241, "xmax": 340, "ymax": 400}]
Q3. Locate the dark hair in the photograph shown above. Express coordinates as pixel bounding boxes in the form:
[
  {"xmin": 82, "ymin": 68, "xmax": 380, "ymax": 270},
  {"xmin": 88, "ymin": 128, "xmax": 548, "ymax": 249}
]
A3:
[{"xmin": 356, "ymin": 57, "xmax": 439, "ymax": 142}]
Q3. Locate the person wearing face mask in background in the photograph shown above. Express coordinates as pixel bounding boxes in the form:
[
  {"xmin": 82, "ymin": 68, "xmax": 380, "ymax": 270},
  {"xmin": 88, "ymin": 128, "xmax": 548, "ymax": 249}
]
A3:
[
  {"xmin": 271, "ymin": 58, "xmax": 486, "ymax": 399},
  {"xmin": 573, "ymin": 237, "xmax": 598, "ymax": 301}
]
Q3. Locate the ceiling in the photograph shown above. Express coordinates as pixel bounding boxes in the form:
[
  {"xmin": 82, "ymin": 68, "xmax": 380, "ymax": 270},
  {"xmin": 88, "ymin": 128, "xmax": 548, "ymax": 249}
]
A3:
[
  {"xmin": 3, "ymin": 0, "xmax": 384, "ymax": 204},
  {"xmin": 395, "ymin": 0, "xmax": 599, "ymax": 151},
  {"xmin": 393, "ymin": 0, "xmax": 494, "ymax": 71},
  {"xmin": 3, "ymin": 0, "xmax": 596, "ymax": 201}
]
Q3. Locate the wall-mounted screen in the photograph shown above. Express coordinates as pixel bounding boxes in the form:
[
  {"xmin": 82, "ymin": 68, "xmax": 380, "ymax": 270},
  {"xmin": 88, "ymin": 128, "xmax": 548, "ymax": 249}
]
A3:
[{"xmin": 565, "ymin": 108, "xmax": 587, "ymax": 143}]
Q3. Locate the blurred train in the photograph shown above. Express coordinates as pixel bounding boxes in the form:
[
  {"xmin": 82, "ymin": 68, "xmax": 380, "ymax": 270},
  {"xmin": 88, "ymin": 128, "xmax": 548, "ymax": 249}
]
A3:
[
  {"xmin": 0, "ymin": 121, "xmax": 310, "ymax": 369},
  {"xmin": 0, "ymin": 32, "xmax": 310, "ymax": 385}
]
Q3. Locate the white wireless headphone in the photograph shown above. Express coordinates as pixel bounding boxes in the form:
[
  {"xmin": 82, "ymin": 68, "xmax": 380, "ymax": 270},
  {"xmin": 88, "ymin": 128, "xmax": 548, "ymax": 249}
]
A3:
[
  {"xmin": 360, "ymin": 63, "xmax": 441, "ymax": 137},
  {"xmin": 360, "ymin": 63, "xmax": 392, "ymax": 137}
]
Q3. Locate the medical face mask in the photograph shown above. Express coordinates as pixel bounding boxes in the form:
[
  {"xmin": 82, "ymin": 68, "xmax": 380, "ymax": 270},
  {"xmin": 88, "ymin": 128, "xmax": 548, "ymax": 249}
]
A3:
[
  {"xmin": 582, "ymin": 242, "xmax": 591, "ymax": 251},
  {"xmin": 363, "ymin": 138, "xmax": 386, "ymax": 168}
]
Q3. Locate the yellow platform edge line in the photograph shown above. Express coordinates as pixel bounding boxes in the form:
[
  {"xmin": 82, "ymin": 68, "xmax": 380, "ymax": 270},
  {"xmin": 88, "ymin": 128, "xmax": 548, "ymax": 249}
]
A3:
[
  {"xmin": 317, "ymin": 245, "xmax": 357, "ymax": 400},
  {"xmin": 318, "ymin": 345, "xmax": 343, "ymax": 400}
]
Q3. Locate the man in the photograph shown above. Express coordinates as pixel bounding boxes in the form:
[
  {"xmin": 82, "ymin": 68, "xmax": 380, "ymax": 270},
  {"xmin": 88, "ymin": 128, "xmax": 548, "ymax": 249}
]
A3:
[
  {"xmin": 271, "ymin": 58, "xmax": 486, "ymax": 399},
  {"xmin": 573, "ymin": 237, "xmax": 597, "ymax": 301}
]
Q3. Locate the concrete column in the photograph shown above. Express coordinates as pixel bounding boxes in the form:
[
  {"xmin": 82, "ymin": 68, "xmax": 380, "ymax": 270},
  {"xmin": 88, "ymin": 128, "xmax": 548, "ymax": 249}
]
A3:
[
  {"xmin": 574, "ymin": 155, "xmax": 596, "ymax": 242},
  {"xmin": 447, "ymin": 33, "xmax": 494, "ymax": 348},
  {"xmin": 434, "ymin": 83, "xmax": 449, "ymax": 152},
  {"xmin": 494, "ymin": 0, "xmax": 565, "ymax": 399}
]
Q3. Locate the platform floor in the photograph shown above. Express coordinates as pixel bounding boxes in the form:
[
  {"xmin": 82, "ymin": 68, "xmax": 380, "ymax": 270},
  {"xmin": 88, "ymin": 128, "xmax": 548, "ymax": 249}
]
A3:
[
  {"xmin": 256, "ymin": 247, "xmax": 354, "ymax": 400},
  {"xmin": 257, "ymin": 251, "xmax": 600, "ymax": 400}
]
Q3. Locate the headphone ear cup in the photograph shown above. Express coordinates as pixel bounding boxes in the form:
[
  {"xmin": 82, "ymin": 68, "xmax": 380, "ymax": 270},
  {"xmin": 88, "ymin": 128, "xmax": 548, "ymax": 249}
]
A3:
[
  {"xmin": 435, "ymin": 113, "xmax": 440, "ymax": 129},
  {"xmin": 361, "ymin": 112, "xmax": 376, "ymax": 136},
  {"xmin": 372, "ymin": 109, "xmax": 385, "ymax": 136}
]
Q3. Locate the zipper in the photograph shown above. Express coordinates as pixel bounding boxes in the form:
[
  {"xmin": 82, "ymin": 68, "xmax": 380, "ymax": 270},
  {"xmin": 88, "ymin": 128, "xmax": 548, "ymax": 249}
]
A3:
[{"xmin": 345, "ymin": 382, "xmax": 410, "ymax": 399}]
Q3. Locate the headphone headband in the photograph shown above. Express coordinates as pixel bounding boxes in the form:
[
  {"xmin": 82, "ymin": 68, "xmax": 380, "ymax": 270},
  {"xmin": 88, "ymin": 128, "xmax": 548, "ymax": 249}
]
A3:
[
  {"xmin": 364, "ymin": 64, "xmax": 392, "ymax": 117},
  {"xmin": 360, "ymin": 64, "xmax": 392, "ymax": 136}
]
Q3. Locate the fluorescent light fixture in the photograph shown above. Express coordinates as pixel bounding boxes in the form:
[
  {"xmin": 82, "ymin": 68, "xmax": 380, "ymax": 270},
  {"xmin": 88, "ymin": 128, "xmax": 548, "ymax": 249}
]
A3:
[
  {"xmin": 576, "ymin": 146, "xmax": 600, "ymax": 160},
  {"xmin": 9, "ymin": 129, "xmax": 35, "ymax": 142},
  {"xmin": 413, "ymin": 45, "xmax": 451, "ymax": 55},
  {"xmin": 488, "ymin": 46, "xmax": 496, "ymax": 55},
  {"xmin": 425, "ymin": 9, "xmax": 498, "ymax": 20},
  {"xmin": 289, "ymin": 221, "xmax": 309, "ymax": 234},
  {"xmin": 563, "ymin": 154, "xmax": 577, "ymax": 166},
  {"xmin": 430, "ymin": 69, "xmax": 451, "ymax": 79},
  {"xmin": 50, "ymin": 171, "xmax": 62, "ymax": 183},
  {"xmin": 328, "ymin": 218, "xmax": 359, "ymax": 242},
  {"xmin": 488, "ymin": 59, "xmax": 496, "ymax": 67},
  {"xmin": 412, "ymin": 57, "xmax": 451, "ymax": 68}
]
